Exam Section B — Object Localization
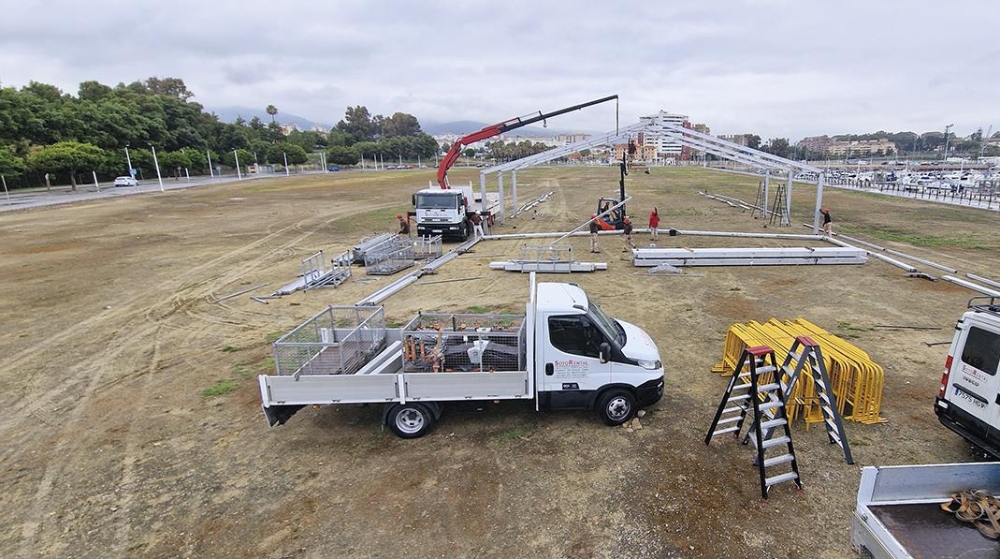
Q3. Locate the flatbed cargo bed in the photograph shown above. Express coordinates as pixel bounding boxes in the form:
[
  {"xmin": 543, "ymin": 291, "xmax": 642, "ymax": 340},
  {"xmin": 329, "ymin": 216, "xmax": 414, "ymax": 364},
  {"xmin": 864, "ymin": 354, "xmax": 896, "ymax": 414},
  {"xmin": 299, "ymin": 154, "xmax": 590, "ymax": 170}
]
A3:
[{"xmin": 852, "ymin": 463, "xmax": 1000, "ymax": 558}]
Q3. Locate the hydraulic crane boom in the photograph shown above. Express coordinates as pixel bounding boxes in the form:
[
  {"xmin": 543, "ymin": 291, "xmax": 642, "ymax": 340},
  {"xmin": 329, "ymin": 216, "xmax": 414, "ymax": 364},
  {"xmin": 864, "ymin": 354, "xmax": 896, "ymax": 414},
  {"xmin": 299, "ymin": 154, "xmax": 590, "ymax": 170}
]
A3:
[{"xmin": 436, "ymin": 95, "xmax": 618, "ymax": 189}]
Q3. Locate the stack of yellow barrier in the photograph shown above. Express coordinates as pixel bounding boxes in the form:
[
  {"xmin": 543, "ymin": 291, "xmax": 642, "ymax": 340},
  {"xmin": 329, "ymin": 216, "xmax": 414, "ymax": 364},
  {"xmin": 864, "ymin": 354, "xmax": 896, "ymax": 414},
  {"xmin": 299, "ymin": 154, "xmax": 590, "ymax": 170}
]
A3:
[{"xmin": 711, "ymin": 318, "xmax": 886, "ymax": 426}]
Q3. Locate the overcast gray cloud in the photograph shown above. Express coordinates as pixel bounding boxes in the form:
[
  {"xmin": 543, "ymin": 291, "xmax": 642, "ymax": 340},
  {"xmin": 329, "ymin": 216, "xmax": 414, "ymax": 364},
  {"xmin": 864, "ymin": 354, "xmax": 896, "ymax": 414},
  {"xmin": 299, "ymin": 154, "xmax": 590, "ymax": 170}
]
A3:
[{"xmin": 2, "ymin": 0, "xmax": 998, "ymax": 140}]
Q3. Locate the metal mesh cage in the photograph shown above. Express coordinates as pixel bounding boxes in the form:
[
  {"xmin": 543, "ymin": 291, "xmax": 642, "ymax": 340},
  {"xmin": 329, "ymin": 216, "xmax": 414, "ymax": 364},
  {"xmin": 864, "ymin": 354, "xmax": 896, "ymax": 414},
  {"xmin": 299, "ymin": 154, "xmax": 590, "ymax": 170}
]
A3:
[
  {"xmin": 411, "ymin": 235, "xmax": 443, "ymax": 261},
  {"xmin": 401, "ymin": 313, "xmax": 525, "ymax": 373},
  {"xmin": 520, "ymin": 244, "xmax": 573, "ymax": 263},
  {"xmin": 364, "ymin": 240, "xmax": 414, "ymax": 275},
  {"xmin": 273, "ymin": 306, "xmax": 386, "ymax": 377}
]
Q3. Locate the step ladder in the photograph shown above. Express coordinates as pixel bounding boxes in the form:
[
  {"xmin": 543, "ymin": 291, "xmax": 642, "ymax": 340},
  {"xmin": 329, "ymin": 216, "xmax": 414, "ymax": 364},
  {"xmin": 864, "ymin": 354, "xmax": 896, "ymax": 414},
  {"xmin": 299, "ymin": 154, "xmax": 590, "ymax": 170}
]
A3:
[
  {"xmin": 772, "ymin": 336, "xmax": 854, "ymax": 465},
  {"xmin": 705, "ymin": 345, "xmax": 802, "ymax": 500},
  {"xmin": 751, "ymin": 180, "xmax": 767, "ymax": 220},
  {"xmin": 768, "ymin": 184, "xmax": 788, "ymax": 227}
]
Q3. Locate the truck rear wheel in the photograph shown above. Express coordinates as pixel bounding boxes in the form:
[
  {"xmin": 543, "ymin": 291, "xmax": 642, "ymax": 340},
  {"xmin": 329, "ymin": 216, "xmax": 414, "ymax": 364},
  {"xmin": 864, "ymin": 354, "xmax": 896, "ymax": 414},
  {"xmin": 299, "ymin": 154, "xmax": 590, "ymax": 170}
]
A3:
[
  {"xmin": 597, "ymin": 389, "xmax": 636, "ymax": 426},
  {"xmin": 388, "ymin": 403, "xmax": 434, "ymax": 438}
]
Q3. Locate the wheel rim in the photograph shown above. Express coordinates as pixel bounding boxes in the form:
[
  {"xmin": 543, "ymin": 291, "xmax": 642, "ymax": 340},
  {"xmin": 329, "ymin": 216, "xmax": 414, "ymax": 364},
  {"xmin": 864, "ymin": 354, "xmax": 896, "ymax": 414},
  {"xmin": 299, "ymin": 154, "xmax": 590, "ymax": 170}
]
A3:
[
  {"xmin": 607, "ymin": 396, "xmax": 631, "ymax": 421},
  {"xmin": 395, "ymin": 408, "xmax": 425, "ymax": 434}
]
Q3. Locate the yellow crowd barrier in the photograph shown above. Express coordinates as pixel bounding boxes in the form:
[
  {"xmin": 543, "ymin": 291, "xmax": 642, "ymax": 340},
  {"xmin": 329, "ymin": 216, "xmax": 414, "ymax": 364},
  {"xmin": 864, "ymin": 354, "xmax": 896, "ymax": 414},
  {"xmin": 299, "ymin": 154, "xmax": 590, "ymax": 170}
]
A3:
[{"xmin": 712, "ymin": 318, "xmax": 886, "ymax": 426}]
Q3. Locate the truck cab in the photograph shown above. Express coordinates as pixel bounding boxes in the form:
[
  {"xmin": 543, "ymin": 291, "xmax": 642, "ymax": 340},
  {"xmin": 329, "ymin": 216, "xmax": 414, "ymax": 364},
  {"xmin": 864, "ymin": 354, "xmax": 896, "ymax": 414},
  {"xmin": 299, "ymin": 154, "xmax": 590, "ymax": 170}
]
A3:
[
  {"xmin": 533, "ymin": 282, "xmax": 664, "ymax": 423},
  {"xmin": 934, "ymin": 297, "xmax": 1000, "ymax": 457},
  {"xmin": 413, "ymin": 188, "xmax": 470, "ymax": 240}
]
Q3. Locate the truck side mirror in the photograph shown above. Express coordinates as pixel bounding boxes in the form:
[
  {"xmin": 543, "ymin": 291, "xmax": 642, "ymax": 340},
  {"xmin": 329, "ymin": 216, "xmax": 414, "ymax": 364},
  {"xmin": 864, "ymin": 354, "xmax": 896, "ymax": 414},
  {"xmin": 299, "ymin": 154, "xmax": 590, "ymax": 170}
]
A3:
[
  {"xmin": 412, "ymin": 194, "xmax": 416, "ymax": 206},
  {"xmin": 599, "ymin": 342, "xmax": 611, "ymax": 363}
]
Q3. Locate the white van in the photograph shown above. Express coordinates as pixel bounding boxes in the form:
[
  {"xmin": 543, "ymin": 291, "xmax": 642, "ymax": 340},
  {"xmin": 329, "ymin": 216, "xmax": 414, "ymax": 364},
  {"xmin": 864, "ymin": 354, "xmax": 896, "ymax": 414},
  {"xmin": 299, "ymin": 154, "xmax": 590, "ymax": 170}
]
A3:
[{"xmin": 934, "ymin": 297, "xmax": 1000, "ymax": 457}]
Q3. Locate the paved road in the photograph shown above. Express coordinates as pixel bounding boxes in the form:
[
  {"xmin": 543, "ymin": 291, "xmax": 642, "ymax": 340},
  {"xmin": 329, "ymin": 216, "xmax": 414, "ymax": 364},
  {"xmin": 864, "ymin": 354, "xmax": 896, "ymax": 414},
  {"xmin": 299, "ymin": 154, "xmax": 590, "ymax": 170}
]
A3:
[{"xmin": 0, "ymin": 171, "xmax": 324, "ymax": 213}]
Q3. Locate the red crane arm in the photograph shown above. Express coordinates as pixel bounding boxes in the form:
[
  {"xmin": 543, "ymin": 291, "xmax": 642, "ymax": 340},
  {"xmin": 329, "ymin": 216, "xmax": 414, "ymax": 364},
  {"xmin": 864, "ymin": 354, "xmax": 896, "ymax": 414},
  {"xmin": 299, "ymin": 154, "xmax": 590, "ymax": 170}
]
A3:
[
  {"xmin": 436, "ymin": 124, "xmax": 505, "ymax": 188},
  {"xmin": 435, "ymin": 95, "xmax": 618, "ymax": 189}
]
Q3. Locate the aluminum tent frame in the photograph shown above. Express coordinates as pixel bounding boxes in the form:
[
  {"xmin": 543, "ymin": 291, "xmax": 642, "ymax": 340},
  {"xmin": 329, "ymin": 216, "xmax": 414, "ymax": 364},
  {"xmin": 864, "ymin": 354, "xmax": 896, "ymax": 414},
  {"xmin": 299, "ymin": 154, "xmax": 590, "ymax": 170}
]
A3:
[
  {"xmin": 479, "ymin": 115, "xmax": 829, "ymax": 233},
  {"xmin": 478, "ymin": 123, "xmax": 647, "ymax": 219}
]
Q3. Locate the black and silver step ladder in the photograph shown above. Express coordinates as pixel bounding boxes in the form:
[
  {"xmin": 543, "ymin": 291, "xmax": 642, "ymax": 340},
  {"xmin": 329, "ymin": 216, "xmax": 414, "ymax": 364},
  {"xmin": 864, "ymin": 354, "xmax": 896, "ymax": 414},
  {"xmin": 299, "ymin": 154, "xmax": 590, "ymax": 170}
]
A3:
[
  {"xmin": 774, "ymin": 336, "xmax": 854, "ymax": 465},
  {"xmin": 705, "ymin": 345, "xmax": 803, "ymax": 500}
]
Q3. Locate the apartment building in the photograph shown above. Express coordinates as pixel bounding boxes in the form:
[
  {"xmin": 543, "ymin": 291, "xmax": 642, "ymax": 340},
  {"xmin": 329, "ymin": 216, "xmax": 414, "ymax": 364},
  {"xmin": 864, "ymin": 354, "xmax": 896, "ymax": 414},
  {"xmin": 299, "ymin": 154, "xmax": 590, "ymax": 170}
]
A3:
[{"xmin": 826, "ymin": 139, "xmax": 898, "ymax": 157}]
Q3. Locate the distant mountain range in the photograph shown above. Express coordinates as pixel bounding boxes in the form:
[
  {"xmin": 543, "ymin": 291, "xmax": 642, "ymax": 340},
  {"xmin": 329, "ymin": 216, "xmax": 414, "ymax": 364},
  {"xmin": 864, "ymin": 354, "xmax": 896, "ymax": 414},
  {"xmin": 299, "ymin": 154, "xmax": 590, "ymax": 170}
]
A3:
[{"xmin": 206, "ymin": 107, "xmax": 580, "ymax": 138}]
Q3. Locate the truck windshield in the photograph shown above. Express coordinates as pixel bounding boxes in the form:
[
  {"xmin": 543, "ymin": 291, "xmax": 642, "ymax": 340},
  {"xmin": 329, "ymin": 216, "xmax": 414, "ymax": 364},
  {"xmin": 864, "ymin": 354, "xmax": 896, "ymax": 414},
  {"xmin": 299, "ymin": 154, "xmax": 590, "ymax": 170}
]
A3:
[
  {"xmin": 588, "ymin": 300, "xmax": 624, "ymax": 345},
  {"xmin": 416, "ymin": 193, "xmax": 458, "ymax": 209}
]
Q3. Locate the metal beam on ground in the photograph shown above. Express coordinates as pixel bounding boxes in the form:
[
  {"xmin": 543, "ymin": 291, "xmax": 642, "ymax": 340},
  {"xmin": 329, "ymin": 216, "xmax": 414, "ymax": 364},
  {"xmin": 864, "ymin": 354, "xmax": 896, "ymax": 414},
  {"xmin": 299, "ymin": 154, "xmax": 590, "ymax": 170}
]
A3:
[
  {"xmin": 967, "ymin": 273, "xmax": 1000, "ymax": 290},
  {"xmin": 943, "ymin": 276, "xmax": 1000, "ymax": 298},
  {"xmin": 825, "ymin": 236, "xmax": 917, "ymax": 272}
]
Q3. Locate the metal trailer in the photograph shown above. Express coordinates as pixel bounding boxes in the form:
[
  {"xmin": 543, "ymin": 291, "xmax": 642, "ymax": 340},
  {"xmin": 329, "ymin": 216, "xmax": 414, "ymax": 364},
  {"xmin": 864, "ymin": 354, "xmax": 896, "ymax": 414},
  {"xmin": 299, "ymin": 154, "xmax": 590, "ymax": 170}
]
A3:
[{"xmin": 851, "ymin": 463, "xmax": 1000, "ymax": 558}]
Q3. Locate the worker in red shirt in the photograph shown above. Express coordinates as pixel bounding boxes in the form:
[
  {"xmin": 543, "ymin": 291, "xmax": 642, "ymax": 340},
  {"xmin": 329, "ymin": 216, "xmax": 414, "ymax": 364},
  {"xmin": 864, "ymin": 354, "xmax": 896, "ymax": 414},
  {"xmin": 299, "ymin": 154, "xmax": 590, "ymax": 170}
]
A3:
[{"xmin": 648, "ymin": 207, "xmax": 660, "ymax": 241}]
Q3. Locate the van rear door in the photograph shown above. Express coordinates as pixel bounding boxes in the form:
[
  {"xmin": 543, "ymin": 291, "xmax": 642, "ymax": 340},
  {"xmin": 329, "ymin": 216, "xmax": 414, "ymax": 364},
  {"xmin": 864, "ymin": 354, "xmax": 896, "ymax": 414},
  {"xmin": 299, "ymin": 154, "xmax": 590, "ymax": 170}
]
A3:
[{"xmin": 946, "ymin": 318, "xmax": 1000, "ymax": 439}]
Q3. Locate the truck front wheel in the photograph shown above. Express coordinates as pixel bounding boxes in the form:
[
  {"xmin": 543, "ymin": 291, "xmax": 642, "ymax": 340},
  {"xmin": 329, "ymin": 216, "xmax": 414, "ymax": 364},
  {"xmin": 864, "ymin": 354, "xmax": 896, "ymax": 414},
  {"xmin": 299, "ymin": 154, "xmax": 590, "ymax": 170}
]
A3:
[
  {"xmin": 597, "ymin": 389, "xmax": 636, "ymax": 426},
  {"xmin": 388, "ymin": 403, "xmax": 434, "ymax": 438}
]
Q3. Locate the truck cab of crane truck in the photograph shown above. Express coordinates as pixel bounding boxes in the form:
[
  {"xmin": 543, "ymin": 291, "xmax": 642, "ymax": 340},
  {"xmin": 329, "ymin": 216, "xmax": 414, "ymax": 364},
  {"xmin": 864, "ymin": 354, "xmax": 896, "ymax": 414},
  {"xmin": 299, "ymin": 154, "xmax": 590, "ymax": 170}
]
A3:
[
  {"xmin": 532, "ymin": 281, "xmax": 664, "ymax": 423},
  {"xmin": 412, "ymin": 187, "xmax": 472, "ymax": 240},
  {"xmin": 935, "ymin": 297, "xmax": 1000, "ymax": 458}
]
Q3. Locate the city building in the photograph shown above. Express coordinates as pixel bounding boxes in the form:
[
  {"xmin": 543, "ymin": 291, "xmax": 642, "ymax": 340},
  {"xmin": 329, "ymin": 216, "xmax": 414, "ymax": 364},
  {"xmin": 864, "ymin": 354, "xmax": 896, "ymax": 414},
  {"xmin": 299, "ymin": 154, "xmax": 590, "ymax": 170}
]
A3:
[
  {"xmin": 639, "ymin": 111, "xmax": 691, "ymax": 161},
  {"xmin": 826, "ymin": 139, "xmax": 898, "ymax": 157},
  {"xmin": 796, "ymin": 135, "xmax": 833, "ymax": 154}
]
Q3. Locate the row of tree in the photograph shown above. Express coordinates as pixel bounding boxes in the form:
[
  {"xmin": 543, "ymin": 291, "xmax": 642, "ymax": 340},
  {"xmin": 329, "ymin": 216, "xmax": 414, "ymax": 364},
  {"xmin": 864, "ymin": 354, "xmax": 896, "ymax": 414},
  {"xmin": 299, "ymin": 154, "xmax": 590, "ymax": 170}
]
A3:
[{"xmin": 0, "ymin": 77, "xmax": 449, "ymax": 188}]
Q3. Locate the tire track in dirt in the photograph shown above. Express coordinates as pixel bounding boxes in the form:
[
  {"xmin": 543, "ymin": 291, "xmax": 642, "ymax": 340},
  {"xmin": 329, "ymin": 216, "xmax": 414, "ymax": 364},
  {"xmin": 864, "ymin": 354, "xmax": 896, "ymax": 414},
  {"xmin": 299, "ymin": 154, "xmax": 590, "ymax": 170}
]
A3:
[
  {"xmin": 12, "ymin": 217, "xmax": 313, "ymax": 553},
  {"xmin": 112, "ymin": 325, "xmax": 162, "ymax": 556},
  {"xmin": 13, "ymin": 199, "xmax": 401, "ymax": 554},
  {"xmin": 0, "ymin": 204, "xmax": 360, "ymax": 437}
]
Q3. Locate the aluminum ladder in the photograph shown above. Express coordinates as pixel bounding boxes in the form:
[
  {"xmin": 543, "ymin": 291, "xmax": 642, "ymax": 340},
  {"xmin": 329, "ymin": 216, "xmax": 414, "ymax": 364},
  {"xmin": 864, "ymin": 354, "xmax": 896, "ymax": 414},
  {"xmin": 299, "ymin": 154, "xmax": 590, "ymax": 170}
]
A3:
[
  {"xmin": 772, "ymin": 336, "xmax": 854, "ymax": 465},
  {"xmin": 705, "ymin": 345, "xmax": 803, "ymax": 500}
]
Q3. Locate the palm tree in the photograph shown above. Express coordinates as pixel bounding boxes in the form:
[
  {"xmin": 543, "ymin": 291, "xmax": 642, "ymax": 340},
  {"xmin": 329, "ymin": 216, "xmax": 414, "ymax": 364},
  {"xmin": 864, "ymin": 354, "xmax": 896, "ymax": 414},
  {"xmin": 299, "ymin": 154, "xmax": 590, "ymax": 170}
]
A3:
[{"xmin": 266, "ymin": 105, "xmax": 278, "ymax": 124}]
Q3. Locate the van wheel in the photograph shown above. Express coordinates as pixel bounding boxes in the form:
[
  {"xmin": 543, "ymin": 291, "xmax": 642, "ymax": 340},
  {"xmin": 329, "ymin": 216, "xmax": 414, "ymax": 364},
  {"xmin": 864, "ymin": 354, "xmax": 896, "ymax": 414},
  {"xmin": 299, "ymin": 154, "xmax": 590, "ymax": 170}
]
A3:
[
  {"xmin": 597, "ymin": 389, "xmax": 636, "ymax": 426},
  {"xmin": 388, "ymin": 403, "xmax": 434, "ymax": 438}
]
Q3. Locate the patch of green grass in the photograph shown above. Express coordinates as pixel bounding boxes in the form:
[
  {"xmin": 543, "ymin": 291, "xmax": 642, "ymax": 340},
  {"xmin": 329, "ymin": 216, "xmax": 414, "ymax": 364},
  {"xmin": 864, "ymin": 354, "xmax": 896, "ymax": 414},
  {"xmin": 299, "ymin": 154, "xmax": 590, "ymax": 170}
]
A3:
[
  {"xmin": 496, "ymin": 427, "xmax": 528, "ymax": 441},
  {"xmin": 729, "ymin": 286, "xmax": 741, "ymax": 292},
  {"xmin": 202, "ymin": 379, "xmax": 239, "ymax": 398},
  {"xmin": 221, "ymin": 345, "xmax": 238, "ymax": 353},
  {"xmin": 231, "ymin": 364, "xmax": 252, "ymax": 380},
  {"xmin": 466, "ymin": 305, "xmax": 492, "ymax": 314},
  {"xmin": 265, "ymin": 330, "xmax": 284, "ymax": 344},
  {"xmin": 866, "ymin": 229, "xmax": 992, "ymax": 250},
  {"xmin": 837, "ymin": 321, "xmax": 872, "ymax": 333}
]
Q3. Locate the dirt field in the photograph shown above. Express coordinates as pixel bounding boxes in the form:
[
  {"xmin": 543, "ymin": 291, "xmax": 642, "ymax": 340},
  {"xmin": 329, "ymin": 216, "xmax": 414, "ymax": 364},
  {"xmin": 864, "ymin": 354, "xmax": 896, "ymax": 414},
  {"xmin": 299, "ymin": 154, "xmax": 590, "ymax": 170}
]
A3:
[{"xmin": 2, "ymin": 166, "xmax": 998, "ymax": 558}]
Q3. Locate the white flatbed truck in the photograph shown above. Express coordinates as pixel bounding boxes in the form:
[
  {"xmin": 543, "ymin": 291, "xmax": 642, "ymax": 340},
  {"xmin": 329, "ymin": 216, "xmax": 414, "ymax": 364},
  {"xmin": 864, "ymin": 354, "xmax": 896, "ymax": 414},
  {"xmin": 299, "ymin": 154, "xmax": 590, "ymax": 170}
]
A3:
[
  {"xmin": 259, "ymin": 274, "xmax": 665, "ymax": 437},
  {"xmin": 851, "ymin": 462, "xmax": 1000, "ymax": 558}
]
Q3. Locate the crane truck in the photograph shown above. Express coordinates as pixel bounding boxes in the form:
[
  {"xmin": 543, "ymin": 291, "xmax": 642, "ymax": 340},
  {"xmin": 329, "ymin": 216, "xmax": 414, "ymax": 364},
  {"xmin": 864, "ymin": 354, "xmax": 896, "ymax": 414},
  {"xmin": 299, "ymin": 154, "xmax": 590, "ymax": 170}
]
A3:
[
  {"xmin": 259, "ymin": 273, "xmax": 665, "ymax": 438},
  {"xmin": 411, "ymin": 95, "xmax": 619, "ymax": 241}
]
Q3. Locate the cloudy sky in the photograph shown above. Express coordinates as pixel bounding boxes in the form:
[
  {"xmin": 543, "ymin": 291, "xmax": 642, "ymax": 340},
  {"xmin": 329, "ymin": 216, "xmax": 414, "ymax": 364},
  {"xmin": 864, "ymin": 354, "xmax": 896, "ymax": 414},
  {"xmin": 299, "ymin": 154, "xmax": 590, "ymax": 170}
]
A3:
[{"xmin": 2, "ymin": 0, "xmax": 998, "ymax": 140}]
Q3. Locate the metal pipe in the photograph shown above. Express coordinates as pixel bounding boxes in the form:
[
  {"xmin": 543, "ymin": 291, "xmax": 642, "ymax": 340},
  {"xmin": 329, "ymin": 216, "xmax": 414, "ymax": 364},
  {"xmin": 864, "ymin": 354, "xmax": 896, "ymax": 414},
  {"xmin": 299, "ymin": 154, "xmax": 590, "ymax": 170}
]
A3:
[
  {"xmin": 943, "ymin": 275, "xmax": 1000, "ymax": 298},
  {"xmin": 825, "ymin": 237, "xmax": 916, "ymax": 272},
  {"xmin": 967, "ymin": 273, "xmax": 1000, "ymax": 290}
]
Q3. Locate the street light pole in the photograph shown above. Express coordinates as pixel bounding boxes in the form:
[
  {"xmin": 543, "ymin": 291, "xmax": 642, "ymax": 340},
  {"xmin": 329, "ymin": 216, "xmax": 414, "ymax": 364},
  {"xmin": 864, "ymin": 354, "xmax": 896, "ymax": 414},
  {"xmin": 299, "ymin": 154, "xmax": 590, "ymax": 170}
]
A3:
[
  {"xmin": 283, "ymin": 152, "xmax": 289, "ymax": 176},
  {"xmin": 234, "ymin": 150, "xmax": 243, "ymax": 180},
  {"xmin": 207, "ymin": 149, "xmax": 214, "ymax": 178},
  {"xmin": 150, "ymin": 144, "xmax": 164, "ymax": 192},
  {"xmin": 125, "ymin": 143, "xmax": 133, "ymax": 177}
]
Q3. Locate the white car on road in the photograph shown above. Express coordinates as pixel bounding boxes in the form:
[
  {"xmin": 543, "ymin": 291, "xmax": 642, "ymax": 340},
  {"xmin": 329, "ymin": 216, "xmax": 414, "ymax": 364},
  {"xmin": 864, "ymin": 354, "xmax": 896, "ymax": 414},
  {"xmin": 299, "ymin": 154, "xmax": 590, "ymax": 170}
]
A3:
[{"xmin": 114, "ymin": 176, "xmax": 138, "ymax": 187}]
